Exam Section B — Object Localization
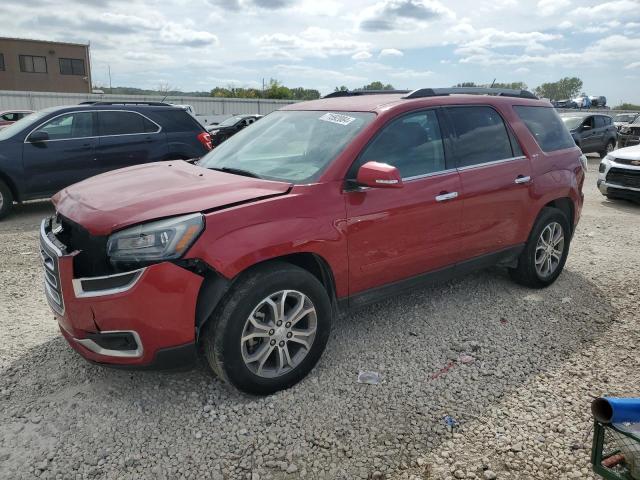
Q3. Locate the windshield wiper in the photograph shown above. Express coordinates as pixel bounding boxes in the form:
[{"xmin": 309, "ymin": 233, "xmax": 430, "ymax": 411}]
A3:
[{"xmin": 210, "ymin": 166, "xmax": 262, "ymax": 179}]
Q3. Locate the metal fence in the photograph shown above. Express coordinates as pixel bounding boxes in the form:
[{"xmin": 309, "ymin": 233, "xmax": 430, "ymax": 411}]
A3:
[{"xmin": 0, "ymin": 90, "xmax": 297, "ymax": 117}]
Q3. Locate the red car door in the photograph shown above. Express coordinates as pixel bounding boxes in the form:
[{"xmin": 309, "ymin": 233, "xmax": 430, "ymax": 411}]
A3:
[
  {"xmin": 345, "ymin": 109, "xmax": 463, "ymax": 295},
  {"xmin": 445, "ymin": 106, "xmax": 533, "ymax": 260}
]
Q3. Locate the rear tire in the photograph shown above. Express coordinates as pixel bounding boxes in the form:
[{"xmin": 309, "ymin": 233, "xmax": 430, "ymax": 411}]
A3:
[
  {"xmin": 509, "ymin": 207, "xmax": 571, "ymax": 288},
  {"xmin": 0, "ymin": 180, "xmax": 13, "ymax": 220},
  {"xmin": 203, "ymin": 262, "xmax": 332, "ymax": 395}
]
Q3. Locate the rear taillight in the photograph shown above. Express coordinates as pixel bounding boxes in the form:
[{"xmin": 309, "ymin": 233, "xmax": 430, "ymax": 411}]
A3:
[{"xmin": 197, "ymin": 132, "xmax": 213, "ymax": 151}]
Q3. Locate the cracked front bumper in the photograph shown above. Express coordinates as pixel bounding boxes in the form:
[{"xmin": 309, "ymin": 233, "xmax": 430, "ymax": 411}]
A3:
[{"xmin": 40, "ymin": 219, "xmax": 203, "ymax": 368}]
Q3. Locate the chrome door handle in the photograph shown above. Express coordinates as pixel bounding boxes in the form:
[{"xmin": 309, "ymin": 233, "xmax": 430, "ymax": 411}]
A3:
[
  {"xmin": 435, "ymin": 191, "xmax": 458, "ymax": 202},
  {"xmin": 515, "ymin": 175, "xmax": 531, "ymax": 184}
]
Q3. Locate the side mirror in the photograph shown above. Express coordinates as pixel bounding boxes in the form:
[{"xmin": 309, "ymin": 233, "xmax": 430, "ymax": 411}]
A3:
[
  {"xmin": 28, "ymin": 130, "xmax": 50, "ymax": 143},
  {"xmin": 356, "ymin": 161, "xmax": 403, "ymax": 188}
]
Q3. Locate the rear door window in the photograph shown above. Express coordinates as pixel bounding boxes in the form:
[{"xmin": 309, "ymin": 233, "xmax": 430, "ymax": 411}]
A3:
[
  {"xmin": 514, "ymin": 106, "xmax": 576, "ymax": 152},
  {"xmin": 98, "ymin": 111, "xmax": 159, "ymax": 136},
  {"xmin": 595, "ymin": 116, "xmax": 605, "ymax": 128},
  {"xmin": 445, "ymin": 106, "xmax": 513, "ymax": 167},
  {"xmin": 354, "ymin": 110, "xmax": 446, "ymax": 179}
]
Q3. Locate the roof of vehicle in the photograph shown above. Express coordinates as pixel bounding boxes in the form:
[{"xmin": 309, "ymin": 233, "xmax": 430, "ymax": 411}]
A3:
[
  {"xmin": 37, "ymin": 103, "xmax": 187, "ymax": 114},
  {"xmin": 559, "ymin": 112, "xmax": 612, "ymax": 118},
  {"xmin": 283, "ymin": 91, "xmax": 548, "ymax": 113},
  {"xmin": 0, "ymin": 109, "xmax": 33, "ymax": 113}
]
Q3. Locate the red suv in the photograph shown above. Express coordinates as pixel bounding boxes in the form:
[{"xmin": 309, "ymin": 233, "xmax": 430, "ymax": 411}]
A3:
[{"xmin": 40, "ymin": 88, "xmax": 585, "ymax": 394}]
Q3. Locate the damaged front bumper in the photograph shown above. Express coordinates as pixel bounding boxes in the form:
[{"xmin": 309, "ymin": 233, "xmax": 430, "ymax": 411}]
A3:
[{"xmin": 39, "ymin": 218, "xmax": 203, "ymax": 369}]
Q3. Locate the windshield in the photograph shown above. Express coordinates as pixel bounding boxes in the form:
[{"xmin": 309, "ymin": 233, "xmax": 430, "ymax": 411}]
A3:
[
  {"xmin": 218, "ymin": 116, "xmax": 244, "ymax": 127},
  {"xmin": 614, "ymin": 114, "xmax": 637, "ymax": 123},
  {"xmin": 0, "ymin": 110, "xmax": 48, "ymax": 141},
  {"xmin": 199, "ymin": 110, "xmax": 375, "ymax": 183},
  {"xmin": 561, "ymin": 116, "xmax": 584, "ymax": 130}
]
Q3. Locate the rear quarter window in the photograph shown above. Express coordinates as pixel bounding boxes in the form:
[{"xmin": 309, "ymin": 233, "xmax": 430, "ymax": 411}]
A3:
[
  {"xmin": 513, "ymin": 106, "xmax": 576, "ymax": 153},
  {"xmin": 151, "ymin": 109, "xmax": 204, "ymax": 133}
]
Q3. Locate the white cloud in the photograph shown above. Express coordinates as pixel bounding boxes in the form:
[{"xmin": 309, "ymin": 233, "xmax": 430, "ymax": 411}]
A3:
[
  {"xmin": 359, "ymin": 0, "xmax": 455, "ymax": 32},
  {"xmin": 352, "ymin": 51, "xmax": 373, "ymax": 59},
  {"xmin": 537, "ymin": 0, "xmax": 570, "ymax": 16},
  {"xmin": 573, "ymin": 0, "xmax": 639, "ymax": 20},
  {"xmin": 379, "ymin": 48, "xmax": 404, "ymax": 57},
  {"xmin": 557, "ymin": 20, "xmax": 573, "ymax": 29},
  {"xmin": 256, "ymin": 27, "xmax": 371, "ymax": 59},
  {"xmin": 274, "ymin": 64, "xmax": 367, "ymax": 82}
]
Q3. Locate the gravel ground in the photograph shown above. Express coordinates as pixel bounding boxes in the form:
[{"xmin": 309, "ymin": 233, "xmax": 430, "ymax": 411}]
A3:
[{"xmin": 0, "ymin": 157, "xmax": 638, "ymax": 480}]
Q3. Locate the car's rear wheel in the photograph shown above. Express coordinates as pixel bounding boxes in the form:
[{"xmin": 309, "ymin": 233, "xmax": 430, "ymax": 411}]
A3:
[
  {"xmin": 600, "ymin": 140, "xmax": 615, "ymax": 158},
  {"xmin": 0, "ymin": 180, "xmax": 14, "ymax": 220},
  {"xmin": 203, "ymin": 262, "xmax": 332, "ymax": 395},
  {"xmin": 509, "ymin": 207, "xmax": 571, "ymax": 288}
]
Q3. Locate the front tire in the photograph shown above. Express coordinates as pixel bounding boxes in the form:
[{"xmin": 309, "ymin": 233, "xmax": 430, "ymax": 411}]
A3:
[
  {"xmin": 0, "ymin": 180, "xmax": 14, "ymax": 220},
  {"xmin": 509, "ymin": 207, "xmax": 571, "ymax": 288},
  {"xmin": 203, "ymin": 262, "xmax": 332, "ymax": 395},
  {"xmin": 600, "ymin": 140, "xmax": 615, "ymax": 158}
]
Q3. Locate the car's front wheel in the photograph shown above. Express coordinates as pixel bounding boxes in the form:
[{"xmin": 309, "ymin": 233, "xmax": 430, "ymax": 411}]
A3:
[
  {"xmin": 203, "ymin": 262, "xmax": 332, "ymax": 395},
  {"xmin": 0, "ymin": 180, "xmax": 14, "ymax": 220},
  {"xmin": 509, "ymin": 207, "xmax": 571, "ymax": 288}
]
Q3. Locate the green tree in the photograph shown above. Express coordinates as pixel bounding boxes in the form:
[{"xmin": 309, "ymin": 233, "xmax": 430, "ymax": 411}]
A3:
[
  {"xmin": 454, "ymin": 82, "xmax": 478, "ymax": 87},
  {"xmin": 360, "ymin": 81, "xmax": 395, "ymax": 91},
  {"xmin": 534, "ymin": 77, "xmax": 583, "ymax": 101},
  {"xmin": 613, "ymin": 103, "xmax": 640, "ymax": 110},
  {"xmin": 334, "ymin": 85, "xmax": 349, "ymax": 92}
]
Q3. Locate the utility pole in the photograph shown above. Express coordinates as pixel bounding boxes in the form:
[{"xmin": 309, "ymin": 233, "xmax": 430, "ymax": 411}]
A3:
[
  {"xmin": 262, "ymin": 78, "xmax": 265, "ymax": 98},
  {"xmin": 108, "ymin": 65, "xmax": 112, "ymax": 94}
]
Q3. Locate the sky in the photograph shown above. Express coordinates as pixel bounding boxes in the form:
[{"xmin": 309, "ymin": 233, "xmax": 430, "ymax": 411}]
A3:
[{"xmin": 2, "ymin": 0, "xmax": 640, "ymax": 104}]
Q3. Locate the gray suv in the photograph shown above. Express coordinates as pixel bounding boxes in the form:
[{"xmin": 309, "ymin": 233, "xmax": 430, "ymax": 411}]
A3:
[{"xmin": 560, "ymin": 113, "xmax": 617, "ymax": 157}]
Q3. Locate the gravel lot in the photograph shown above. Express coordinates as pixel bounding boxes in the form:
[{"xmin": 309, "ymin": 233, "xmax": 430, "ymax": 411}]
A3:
[{"xmin": 0, "ymin": 157, "xmax": 638, "ymax": 480}]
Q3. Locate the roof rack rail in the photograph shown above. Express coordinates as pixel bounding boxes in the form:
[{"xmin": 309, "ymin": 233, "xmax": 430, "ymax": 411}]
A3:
[
  {"xmin": 403, "ymin": 87, "xmax": 538, "ymax": 100},
  {"xmin": 323, "ymin": 89, "xmax": 410, "ymax": 98},
  {"xmin": 86, "ymin": 101, "xmax": 172, "ymax": 106}
]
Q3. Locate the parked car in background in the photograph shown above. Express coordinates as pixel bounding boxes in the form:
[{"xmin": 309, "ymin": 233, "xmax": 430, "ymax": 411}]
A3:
[
  {"xmin": 589, "ymin": 96, "xmax": 607, "ymax": 108},
  {"xmin": 0, "ymin": 110, "xmax": 33, "ymax": 129},
  {"xmin": 40, "ymin": 87, "xmax": 584, "ymax": 394},
  {"xmin": 206, "ymin": 114, "xmax": 262, "ymax": 146},
  {"xmin": 553, "ymin": 99, "xmax": 578, "ymax": 109},
  {"xmin": 0, "ymin": 102, "xmax": 212, "ymax": 218},
  {"xmin": 560, "ymin": 113, "xmax": 617, "ymax": 157},
  {"xmin": 613, "ymin": 112, "xmax": 639, "ymax": 130},
  {"xmin": 598, "ymin": 143, "xmax": 640, "ymax": 202},
  {"xmin": 618, "ymin": 118, "xmax": 640, "ymax": 148}
]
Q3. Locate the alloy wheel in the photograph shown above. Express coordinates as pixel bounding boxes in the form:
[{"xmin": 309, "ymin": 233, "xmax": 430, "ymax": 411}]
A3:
[
  {"xmin": 607, "ymin": 142, "xmax": 615, "ymax": 153},
  {"xmin": 240, "ymin": 290, "xmax": 317, "ymax": 378},
  {"xmin": 535, "ymin": 222, "xmax": 565, "ymax": 278}
]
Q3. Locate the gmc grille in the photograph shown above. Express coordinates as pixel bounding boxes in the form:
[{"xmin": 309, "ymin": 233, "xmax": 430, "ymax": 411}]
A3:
[
  {"xmin": 606, "ymin": 167, "xmax": 640, "ymax": 189},
  {"xmin": 40, "ymin": 224, "xmax": 64, "ymax": 315}
]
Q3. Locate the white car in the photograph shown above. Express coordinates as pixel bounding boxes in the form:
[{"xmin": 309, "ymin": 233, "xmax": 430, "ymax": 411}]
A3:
[{"xmin": 598, "ymin": 144, "xmax": 640, "ymax": 202}]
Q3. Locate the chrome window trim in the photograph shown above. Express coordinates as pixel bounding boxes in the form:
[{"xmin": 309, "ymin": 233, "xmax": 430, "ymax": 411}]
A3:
[
  {"xmin": 72, "ymin": 268, "xmax": 146, "ymax": 298},
  {"xmin": 457, "ymin": 155, "xmax": 527, "ymax": 172},
  {"xmin": 24, "ymin": 109, "xmax": 162, "ymax": 144},
  {"xmin": 403, "ymin": 168, "xmax": 458, "ymax": 182},
  {"xmin": 75, "ymin": 330, "xmax": 144, "ymax": 358}
]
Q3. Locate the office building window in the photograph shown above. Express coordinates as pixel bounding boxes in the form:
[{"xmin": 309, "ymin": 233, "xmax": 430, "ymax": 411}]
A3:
[
  {"xmin": 59, "ymin": 58, "xmax": 86, "ymax": 76},
  {"xmin": 0, "ymin": 54, "xmax": 5, "ymax": 71},
  {"xmin": 19, "ymin": 55, "xmax": 47, "ymax": 73}
]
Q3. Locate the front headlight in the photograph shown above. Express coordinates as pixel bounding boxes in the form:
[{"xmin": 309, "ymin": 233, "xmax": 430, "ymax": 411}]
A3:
[{"xmin": 107, "ymin": 213, "xmax": 204, "ymax": 265}]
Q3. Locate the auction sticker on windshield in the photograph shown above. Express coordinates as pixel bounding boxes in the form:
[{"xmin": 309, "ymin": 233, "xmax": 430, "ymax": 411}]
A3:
[{"xmin": 319, "ymin": 112, "xmax": 356, "ymax": 126}]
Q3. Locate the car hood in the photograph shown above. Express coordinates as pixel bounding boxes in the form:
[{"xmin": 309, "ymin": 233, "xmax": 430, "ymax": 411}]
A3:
[
  {"xmin": 611, "ymin": 144, "xmax": 640, "ymax": 161},
  {"xmin": 53, "ymin": 160, "xmax": 292, "ymax": 236}
]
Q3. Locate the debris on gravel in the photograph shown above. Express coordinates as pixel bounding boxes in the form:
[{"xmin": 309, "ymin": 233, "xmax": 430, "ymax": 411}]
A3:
[{"xmin": 1, "ymin": 160, "xmax": 639, "ymax": 480}]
